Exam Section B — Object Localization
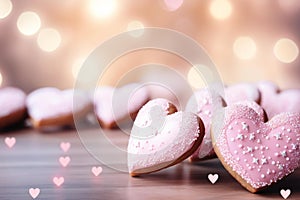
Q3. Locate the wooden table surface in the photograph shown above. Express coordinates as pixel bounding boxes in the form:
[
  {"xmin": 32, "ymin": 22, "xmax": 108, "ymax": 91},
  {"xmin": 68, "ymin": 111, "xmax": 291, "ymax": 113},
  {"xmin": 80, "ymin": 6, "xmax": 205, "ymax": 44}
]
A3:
[{"xmin": 0, "ymin": 125, "xmax": 299, "ymax": 200}]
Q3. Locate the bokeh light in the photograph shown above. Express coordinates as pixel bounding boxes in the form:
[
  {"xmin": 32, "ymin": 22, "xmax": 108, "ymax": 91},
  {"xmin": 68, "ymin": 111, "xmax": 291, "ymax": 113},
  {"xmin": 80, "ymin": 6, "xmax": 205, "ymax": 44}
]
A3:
[
  {"xmin": 0, "ymin": 71, "xmax": 2, "ymax": 86},
  {"xmin": 17, "ymin": 11, "xmax": 41, "ymax": 36},
  {"xmin": 0, "ymin": 0, "xmax": 12, "ymax": 19},
  {"xmin": 163, "ymin": 0, "xmax": 183, "ymax": 11},
  {"xmin": 233, "ymin": 36, "xmax": 257, "ymax": 60},
  {"xmin": 187, "ymin": 67, "xmax": 206, "ymax": 89},
  {"xmin": 37, "ymin": 28, "xmax": 61, "ymax": 52},
  {"xmin": 273, "ymin": 38, "xmax": 299, "ymax": 63},
  {"xmin": 209, "ymin": 0, "xmax": 232, "ymax": 20},
  {"xmin": 127, "ymin": 21, "xmax": 144, "ymax": 37},
  {"xmin": 89, "ymin": 0, "xmax": 117, "ymax": 19}
]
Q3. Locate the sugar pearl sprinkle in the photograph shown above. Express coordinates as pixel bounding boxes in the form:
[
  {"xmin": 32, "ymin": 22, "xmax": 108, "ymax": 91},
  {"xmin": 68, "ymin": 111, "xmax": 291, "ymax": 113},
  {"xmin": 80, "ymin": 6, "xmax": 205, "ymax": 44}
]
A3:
[{"xmin": 216, "ymin": 106, "xmax": 300, "ymax": 189}]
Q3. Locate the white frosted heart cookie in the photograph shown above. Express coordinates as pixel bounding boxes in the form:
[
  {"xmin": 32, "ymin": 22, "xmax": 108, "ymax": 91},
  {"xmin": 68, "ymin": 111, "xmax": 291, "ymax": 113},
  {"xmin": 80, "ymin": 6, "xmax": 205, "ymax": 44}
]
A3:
[
  {"xmin": 94, "ymin": 83, "xmax": 150, "ymax": 129},
  {"xmin": 128, "ymin": 98, "xmax": 204, "ymax": 176},
  {"xmin": 26, "ymin": 87, "xmax": 92, "ymax": 129},
  {"xmin": 0, "ymin": 87, "xmax": 27, "ymax": 129}
]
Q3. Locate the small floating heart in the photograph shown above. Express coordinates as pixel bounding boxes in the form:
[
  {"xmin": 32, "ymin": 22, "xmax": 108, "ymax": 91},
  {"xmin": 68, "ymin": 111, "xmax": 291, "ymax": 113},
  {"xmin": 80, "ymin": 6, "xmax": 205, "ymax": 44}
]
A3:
[
  {"xmin": 5, "ymin": 137, "xmax": 16, "ymax": 148},
  {"xmin": 59, "ymin": 156, "xmax": 70, "ymax": 167},
  {"xmin": 280, "ymin": 189, "xmax": 291, "ymax": 199},
  {"xmin": 91, "ymin": 166, "xmax": 103, "ymax": 176},
  {"xmin": 208, "ymin": 174, "xmax": 219, "ymax": 184},
  {"xmin": 60, "ymin": 142, "xmax": 71, "ymax": 153},
  {"xmin": 53, "ymin": 176, "xmax": 64, "ymax": 187},
  {"xmin": 29, "ymin": 188, "xmax": 40, "ymax": 199}
]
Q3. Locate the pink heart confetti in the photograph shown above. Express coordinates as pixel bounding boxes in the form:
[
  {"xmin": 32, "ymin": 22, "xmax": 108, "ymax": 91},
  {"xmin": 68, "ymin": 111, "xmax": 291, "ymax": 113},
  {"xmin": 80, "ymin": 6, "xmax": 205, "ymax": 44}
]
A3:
[
  {"xmin": 60, "ymin": 142, "xmax": 71, "ymax": 153},
  {"xmin": 91, "ymin": 166, "xmax": 103, "ymax": 176},
  {"xmin": 29, "ymin": 188, "xmax": 40, "ymax": 199},
  {"xmin": 4, "ymin": 137, "xmax": 16, "ymax": 148},
  {"xmin": 59, "ymin": 156, "xmax": 70, "ymax": 167},
  {"xmin": 53, "ymin": 176, "xmax": 64, "ymax": 187}
]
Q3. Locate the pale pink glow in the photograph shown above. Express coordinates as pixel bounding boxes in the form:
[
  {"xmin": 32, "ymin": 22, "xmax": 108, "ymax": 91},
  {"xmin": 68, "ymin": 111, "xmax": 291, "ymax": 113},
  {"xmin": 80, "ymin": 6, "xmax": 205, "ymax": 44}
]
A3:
[
  {"xmin": 59, "ymin": 156, "xmax": 71, "ymax": 167},
  {"xmin": 53, "ymin": 176, "xmax": 65, "ymax": 187},
  {"xmin": 60, "ymin": 142, "xmax": 71, "ymax": 153},
  {"xmin": 4, "ymin": 137, "xmax": 16, "ymax": 148},
  {"xmin": 164, "ymin": 0, "xmax": 183, "ymax": 11},
  {"xmin": 91, "ymin": 166, "xmax": 103, "ymax": 176}
]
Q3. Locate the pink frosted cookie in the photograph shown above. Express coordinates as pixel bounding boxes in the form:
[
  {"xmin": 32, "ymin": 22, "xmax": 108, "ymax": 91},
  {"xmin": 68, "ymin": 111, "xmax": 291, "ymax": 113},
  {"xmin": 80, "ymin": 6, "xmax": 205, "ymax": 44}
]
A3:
[
  {"xmin": 27, "ymin": 87, "xmax": 92, "ymax": 129},
  {"xmin": 225, "ymin": 83, "xmax": 261, "ymax": 105},
  {"xmin": 144, "ymin": 84, "xmax": 180, "ymax": 108},
  {"xmin": 0, "ymin": 87, "xmax": 27, "ymax": 128},
  {"xmin": 213, "ymin": 103, "xmax": 300, "ymax": 193},
  {"xmin": 257, "ymin": 81, "xmax": 300, "ymax": 118},
  {"xmin": 185, "ymin": 88, "xmax": 225, "ymax": 161},
  {"xmin": 94, "ymin": 83, "xmax": 150, "ymax": 129},
  {"xmin": 128, "ymin": 98, "xmax": 204, "ymax": 176}
]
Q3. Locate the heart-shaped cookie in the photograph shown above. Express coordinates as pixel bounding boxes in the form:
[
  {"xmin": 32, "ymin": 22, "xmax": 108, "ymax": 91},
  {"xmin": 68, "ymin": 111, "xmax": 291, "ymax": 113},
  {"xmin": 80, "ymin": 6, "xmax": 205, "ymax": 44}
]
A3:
[
  {"xmin": 258, "ymin": 81, "xmax": 300, "ymax": 118},
  {"xmin": 213, "ymin": 103, "xmax": 300, "ymax": 193},
  {"xmin": 186, "ymin": 87, "xmax": 264, "ymax": 162},
  {"xmin": 128, "ymin": 98, "xmax": 204, "ymax": 176},
  {"xmin": 185, "ymin": 88, "xmax": 225, "ymax": 161},
  {"xmin": 0, "ymin": 87, "xmax": 27, "ymax": 129},
  {"xmin": 94, "ymin": 83, "xmax": 150, "ymax": 129},
  {"xmin": 26, "ymin": 87, "xmax": 92, "ymax": 129},
  {"xmin": 225, "ymin": 83, "xmax": 261, "ymax": 105}
]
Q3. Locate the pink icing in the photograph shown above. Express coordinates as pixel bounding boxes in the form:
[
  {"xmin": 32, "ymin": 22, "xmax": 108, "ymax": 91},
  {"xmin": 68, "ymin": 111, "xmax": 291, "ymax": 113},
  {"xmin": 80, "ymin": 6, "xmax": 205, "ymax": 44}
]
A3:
[
  {"xmin": 225, "ymin": 83, "xmax": 260, "ymax": 105},
  {"xmin": 258, "ymin": 81, "xmax": 300, "ymax": 118},
  {"xmin": 128, "ymin": 98, "xmax": 201, "ymax": 173},
  {"xmin": 94, "ymin": 83, "xmax": 149, "ymax": 126},
  {"xmin": 186, "ymin": 87, "xmax": 264, "ymax": 161},
  {"xmin": 215, "ymin": 104, "xmax": 300, "ymax": 189},
  {"xmin": 26, "ymin": 87, "xmax": 91, "ymax": 120},
  {"xmin": 0, "ymin": 87, "xmax": 26, "ymax": 117},
  {"xmin": 185, "ymin": 88, "xmax": 223, "ymax": 160}
]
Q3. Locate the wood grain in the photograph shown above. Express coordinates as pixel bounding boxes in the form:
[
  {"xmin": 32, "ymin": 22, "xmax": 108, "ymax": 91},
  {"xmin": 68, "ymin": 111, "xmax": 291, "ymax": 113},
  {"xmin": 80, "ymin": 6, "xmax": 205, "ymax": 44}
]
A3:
[{"xmin": 0, "ymin": 126, "xmax": 299, "ymax": 200}]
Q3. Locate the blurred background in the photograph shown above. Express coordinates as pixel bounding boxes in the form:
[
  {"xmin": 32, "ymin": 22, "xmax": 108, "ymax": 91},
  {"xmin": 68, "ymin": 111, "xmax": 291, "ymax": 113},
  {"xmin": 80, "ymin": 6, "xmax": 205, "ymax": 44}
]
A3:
[{"xmin": 0, "ymin": 0, "xmax": 299, "ymax": 93}]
